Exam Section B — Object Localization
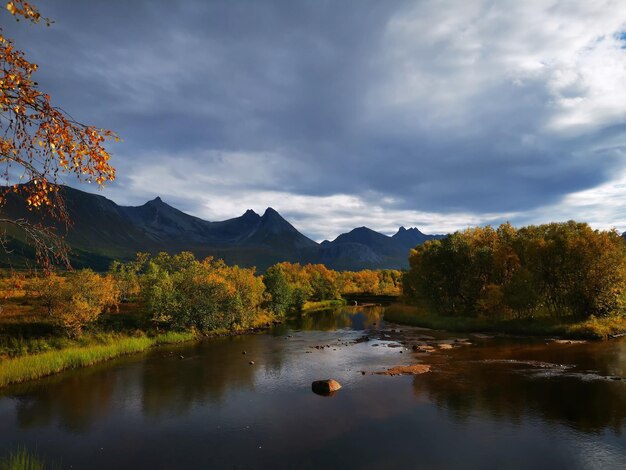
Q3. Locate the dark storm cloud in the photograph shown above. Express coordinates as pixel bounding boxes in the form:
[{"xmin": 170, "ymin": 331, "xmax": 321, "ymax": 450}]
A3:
[{"xmin": 3, "ymin": 0, "xmax": 626, "ymax": 237}]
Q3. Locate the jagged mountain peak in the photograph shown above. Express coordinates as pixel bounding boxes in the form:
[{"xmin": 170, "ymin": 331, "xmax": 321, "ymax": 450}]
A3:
[
  {"xmin": 257, "ymin": 208, "xmax": 302, "ymax": 232},
  {"xmin": 240, "ymin": 207, "xmax": 317, "ymax": 249},
  {"xmin": 393, "ymin": 226, "xmax": 424, "ymax": 237},
  {"xmin": 258, "ymin": 207, "xmax": 299, "ymax": 232},
  {"xmin": 262, "ymin": 207, "xmax": 282, "ymax": 218},
  {"xmin": 0, "ymin": 183, "xmax": 444, "ymax": 271},
  {"xmin": 142, "ymin": 196, "xmax": 179, "ymax": 212},
  {"xmin": 239, "ymin": 209, "xmax": 261, "ymax": 222}
]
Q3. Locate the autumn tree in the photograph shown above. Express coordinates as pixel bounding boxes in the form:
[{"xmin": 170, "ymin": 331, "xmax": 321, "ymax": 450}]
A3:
[
  {"xmin": 137, "ymin": 252, "xmax": 265, "ymax": 331},
  {"xmin": 404, "ymin": 221, "xmax": 626, "ymax": 320},
  {"xmin": 30, "ymin": 269, "xmax": 120, "ymax": 337},
  {"xmin": 0, "ymin": 1, "xmax": 117, "ymax": 269},
  {"xmin": 304, "ymin": 264, "xmax": 339, "ymax": 301},
  {"xmin": 109, "ymin": 252, "xmax": 149, "ymax": 302}
]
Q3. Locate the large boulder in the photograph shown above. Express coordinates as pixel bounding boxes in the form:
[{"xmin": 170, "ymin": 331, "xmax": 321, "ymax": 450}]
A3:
[{"xmin": 311, "ymin": 379, "xmax": 342, "ymax": 395}]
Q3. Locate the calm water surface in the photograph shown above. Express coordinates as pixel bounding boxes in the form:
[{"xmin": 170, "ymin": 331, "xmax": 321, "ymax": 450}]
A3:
[{"xmin": 2, "ymin": 306, "xmax": 626, "ymax": 469}]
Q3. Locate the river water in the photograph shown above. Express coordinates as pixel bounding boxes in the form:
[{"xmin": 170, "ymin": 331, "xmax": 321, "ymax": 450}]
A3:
[{"xmin": 1, "ymin": 305, "xmax": 626, "ymax": 469}]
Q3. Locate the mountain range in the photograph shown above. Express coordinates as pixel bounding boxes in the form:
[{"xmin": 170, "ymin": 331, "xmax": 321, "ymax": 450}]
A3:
[{"xmin": 0, "ymin": 185, "xmax": 445, "ymax": 271}]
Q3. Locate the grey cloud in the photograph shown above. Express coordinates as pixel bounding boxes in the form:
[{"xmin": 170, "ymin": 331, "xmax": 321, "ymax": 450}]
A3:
[{"xmin": 3, "ymin": 0, "xmax": 626, "ymax": 235}]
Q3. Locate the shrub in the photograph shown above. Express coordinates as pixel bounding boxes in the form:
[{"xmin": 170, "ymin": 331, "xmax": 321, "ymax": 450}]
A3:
[{"xmin": 30, "ymin": 270, "xmax": 120, "ymax": 337}]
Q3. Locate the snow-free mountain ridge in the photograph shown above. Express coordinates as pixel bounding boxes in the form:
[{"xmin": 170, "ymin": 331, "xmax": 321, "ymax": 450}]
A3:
[{"xmin": 0, "ymin": 185, "xmax": 445, "ymax": 270}]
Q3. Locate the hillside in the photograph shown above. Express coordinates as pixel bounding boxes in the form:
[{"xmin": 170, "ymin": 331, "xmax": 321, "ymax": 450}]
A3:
[{"xmin": 0, "ymin": 185, "xmax": 444, "ymax": 270}]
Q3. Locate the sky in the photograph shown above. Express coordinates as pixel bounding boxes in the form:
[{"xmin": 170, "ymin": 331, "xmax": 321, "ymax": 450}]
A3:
[{"xmin": 3, "ymin": 0, "xmax": 626, "ymax": 242}]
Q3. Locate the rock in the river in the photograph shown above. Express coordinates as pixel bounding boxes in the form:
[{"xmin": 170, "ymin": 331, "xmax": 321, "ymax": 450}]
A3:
[
  {"xmin": 552, "ymin": 339, "xmax": 587, "ymax": 345},
  {"xmin": 249, "ymin": 361, "xmax": 255, "ymax": 365},
  {"xmin": 311, "ymin": 379, "xmax": 342, "ymax": 395},
  {"xmin": 374, "ymin": 364, "xmax": 431, "ymax": 376}
]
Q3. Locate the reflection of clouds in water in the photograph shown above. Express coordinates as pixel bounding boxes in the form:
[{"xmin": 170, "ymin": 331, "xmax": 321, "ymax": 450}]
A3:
[{"xmin": 573, "ymin": 434, "xmax": 626, "ymax": 469}]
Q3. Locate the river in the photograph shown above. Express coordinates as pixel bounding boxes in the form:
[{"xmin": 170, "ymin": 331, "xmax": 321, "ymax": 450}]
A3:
[{"xmin": 1, "ymin": 305, "xmax": 626, "ymax": 469}]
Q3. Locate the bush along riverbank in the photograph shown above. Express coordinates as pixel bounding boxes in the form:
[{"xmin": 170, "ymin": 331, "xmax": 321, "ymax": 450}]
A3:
[
  {"xmin": 400, "ymin": 222, "xmax": 626, "ymax": 340},
  {"xmin": 0, "ymin": 313, "xmax": 284, "ymax": 390},
  {"xmin": 0, "ymin": 331, "xmax": 196, "ymax": 388},
  {"xmin": 384, "ymin": 304, "xmax": 626, "ymax": 340}
]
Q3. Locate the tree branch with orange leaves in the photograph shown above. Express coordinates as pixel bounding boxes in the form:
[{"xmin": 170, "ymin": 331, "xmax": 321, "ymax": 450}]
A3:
[{"xmin": 0, "ymin": 0, "xmax": 118, "ymax": 270}]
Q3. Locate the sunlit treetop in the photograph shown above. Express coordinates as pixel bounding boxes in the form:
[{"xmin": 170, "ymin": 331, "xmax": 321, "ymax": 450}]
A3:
[{"xmin": 0, "ymin": 0, "xmax": 117, "ymax": 219}]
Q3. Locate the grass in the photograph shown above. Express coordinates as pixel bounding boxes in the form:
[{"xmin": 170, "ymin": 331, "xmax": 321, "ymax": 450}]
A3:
[
  {"xmin": 0, "ymin": 447, "xmax": 45, "ymax": 470},
  {"xmin": 384, "ymin": 303, "xmax": 626, "ymax": 340},
  {"xmin": 566, "ymin": 315, "xmax": 626, "ymax": 340},
  {"xmin": 0, "ymin": 308, "xmax": 280, "ymax": 389},
  {"xmin": 301, "ymin": 299, "xmax": 347, "ymax": 313},
  {"xmin": 0, "ymin": 331, "xmax": 196, "ymax": 388}
]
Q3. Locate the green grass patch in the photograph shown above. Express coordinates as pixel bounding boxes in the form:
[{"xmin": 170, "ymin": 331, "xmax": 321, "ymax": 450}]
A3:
[
  {"xmin": 301, "ymin": 299, "xmax": 347, "ymax": 313},
  {"xmin": 384, "ymin": 303, "xmax": 626, "ymax": 340},
  {"xmin": 565, "ymin": 315, "xmax": 626, "ymax": 340},
  {"xmin": 0, "ymin": 331, "xmax": 196, "ymax": 388},
  {"xmin": 0, "ymin": 447, "xmax": 45, "ymax": 470}
]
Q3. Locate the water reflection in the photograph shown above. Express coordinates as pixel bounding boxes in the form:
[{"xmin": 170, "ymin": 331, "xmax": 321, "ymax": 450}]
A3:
[
  {"xmin": 288, "ymin": 305, "xmax": 385, "ymax": 331},
  {"xmin": 0, "ymin": 306, "xmax": 625, "ymax": 468},
  {"xmin": 141, "ymin": 335, "xmax": 284, "ymax": 418},
  {"xmin": 14, "ymin": 366, "xmax": 118, "ymax": 432},
  {"xmin": 413, "ymin": 339, "xmax": 626, "ymax": 435}
]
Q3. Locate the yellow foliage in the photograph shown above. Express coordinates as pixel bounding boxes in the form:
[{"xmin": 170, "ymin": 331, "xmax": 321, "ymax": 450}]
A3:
[
  {"xmin": 30, "ymin": 270, "xmax": 120, "ymax": 337},
  {"xmin": 1, "ymin": 0, "xmax": 117, "ymax": 268}
]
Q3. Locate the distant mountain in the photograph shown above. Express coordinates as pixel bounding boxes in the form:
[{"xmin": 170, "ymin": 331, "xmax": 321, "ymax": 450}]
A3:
[
  {"xmin": 242, "ymin": 208, "xmax": 317, "ymax": 250},
  {"xmin": 313, "ymin": 225, "xmax": 444, "ymax": 270},
  {"xmin": 392, "ymin": 226, "xmax": 435, "ymax": 248},
  {"xmin": 0, "ymin": 185, "xmax": 444, "ymax": 271}
]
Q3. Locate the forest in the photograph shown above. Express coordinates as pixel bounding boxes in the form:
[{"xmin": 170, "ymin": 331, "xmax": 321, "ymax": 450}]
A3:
[
  {"xmin": 1, "ymin": 253, "xmax": 401, "ymax": 341},
  {"xmin": 402, "ymin": 221, "xmax": 626, "ymax": 322},
  {"xmin": 3, "ymin": 220, "xmax": 626, "ymax": 388},
  {"xmin": 0, "ymin": 254, "xmax": 401, "ymax": 387}
]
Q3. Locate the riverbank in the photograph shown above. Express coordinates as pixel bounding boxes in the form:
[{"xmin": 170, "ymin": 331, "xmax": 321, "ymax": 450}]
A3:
[
  {"xmin": 301, "ymin": 299, "xmax": 347, "ymax": 313},
  {"xmin": 0, "ymin": 331, "xmax": 197, "ymax": 388},
  {"xmin": 384, "ymin": 304, "xmax": 626, "ymax": 340},
  {"xmin": 0, "ymin": 313, "xmax": 280, "ymax": 389}
]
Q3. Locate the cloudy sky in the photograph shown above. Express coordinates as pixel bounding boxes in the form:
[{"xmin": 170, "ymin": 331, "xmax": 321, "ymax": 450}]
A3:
[{"xmin": 4, "ymin": 0, "xmax": 626, "ymax": 241}]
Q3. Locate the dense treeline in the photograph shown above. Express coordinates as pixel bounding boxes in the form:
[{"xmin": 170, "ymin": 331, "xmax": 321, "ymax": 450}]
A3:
[
  {"xmin": 2, "ymin": 254, "xmax": 402, "ymax": 338},
  {"xmin": 120, "ymin": 255, "xmax": 402, "ymax": 328},
  {"xmin": 119, "ymin": 252, "xmax": 266, "ymax": 332},
  {"xmin": 262, "ymin": 262, "xmax": 402, "ymax": 314},
  {"xmin": 403, "ymin": 221, "xmax": 626, "ymax": 320}
]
